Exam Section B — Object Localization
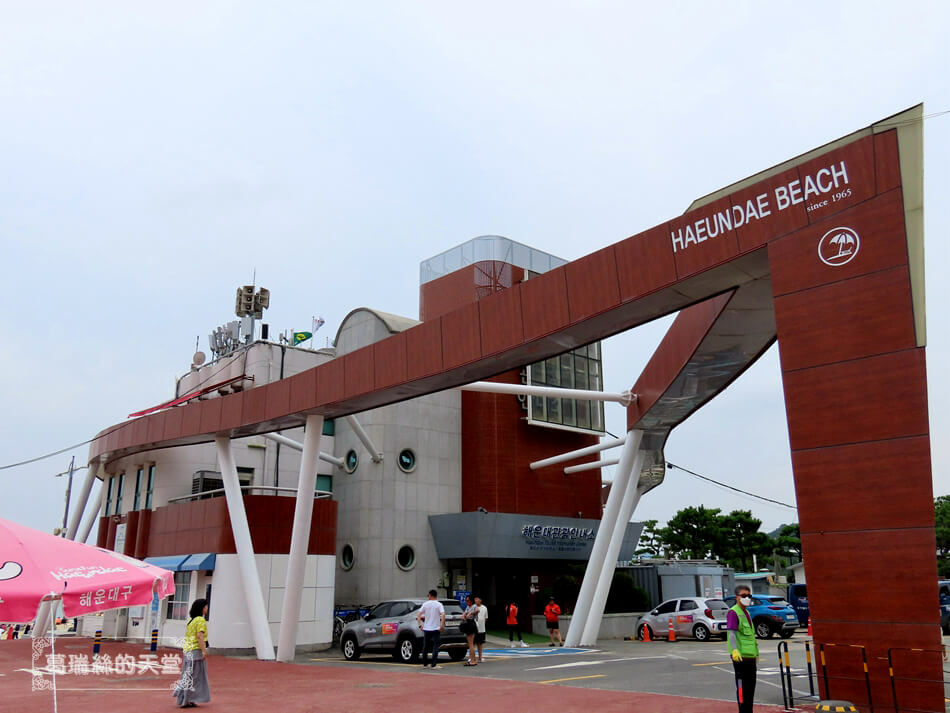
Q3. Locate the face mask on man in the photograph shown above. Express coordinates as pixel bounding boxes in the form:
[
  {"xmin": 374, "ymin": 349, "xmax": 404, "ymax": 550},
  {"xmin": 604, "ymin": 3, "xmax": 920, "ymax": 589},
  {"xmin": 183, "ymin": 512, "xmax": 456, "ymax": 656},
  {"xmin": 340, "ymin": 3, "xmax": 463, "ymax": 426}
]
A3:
[{"xmin": 739, "ymin": 596, "xmax": 752, "ymax": 607}]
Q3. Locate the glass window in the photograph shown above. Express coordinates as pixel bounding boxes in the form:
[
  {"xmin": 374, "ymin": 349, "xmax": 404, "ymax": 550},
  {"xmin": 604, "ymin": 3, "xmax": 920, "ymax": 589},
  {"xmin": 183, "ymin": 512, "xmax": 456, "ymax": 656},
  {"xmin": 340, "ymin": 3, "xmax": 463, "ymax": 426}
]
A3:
[
  {"xmin": 396, "ymin": 545, "xmax": 415, "ymax": 570},
  {"xmin": 530, "ymin": 362, "xmax": 544, "ymax": 384},
  {"xmin": 316, "ymin": 475, "xmax": 333, "ymax": 493},
  {"xmin": 531, "ymin": 396, "xmax": 545, "ymax": 421},
  {"xmin": 166, "ymin": 572, "xmax": 192, "ymax": 620},
  {"xmin": 574, "ymin": 356, "xmax": 589, "ymax": 390},
  {"xmin": 679, "ymin": 600, "xmax": 698, "ymax": 611},
  {"xmin": 655, "ymin": 600, "xmax": 677, "ymax": 614},
  {"xmin": 114, "ymin": 473, "xmax": 125, "ymax": 516},
  {"xmin": 545, "ymin": 357, "xmax": 559, "ymax": 386},
  {"xmin": 369, "ymin": 602, "xmax": 393, "ymax": 619},
  {"xmin": 145, "ymin": 465, "xmax": 155, "ymax": 509},
  {"xmin": 322, "ymin": 419, "xmax": 335, "ymax": 437},
  {"xmin": 133, "ymin": 468, "xmax": 143, "ymax": 511},
  {"xmin": 340, "ymin": 544, "xmax": 354, "ymax": 570},
  {"xmin": 561, "ymin": 398, "xmax": 576, "ymax": 427},
  {"xmin": 591, "ymin": 401, "xmax": 604, "ymax": 431},
  {"xmin": 559, "ymin": 354, "xmax": 574, "ymax": 389},
  {"xmin": 705, "ymin": 599, "xmax": 729, "ymax": 610},
  {"xmin": 104, "ymin": 477, "xmax": 114, "ymax": 517},
  {"xmin": 388, "ymin": 602, "xmax": 412, "ymax": 617},
  {"xmin": 575, "ymin": 400, "xmax": 590, "ymax": 430},
  {"xmin": 545, "ymin": 397, "xmax": 561, "ymax": 424}
]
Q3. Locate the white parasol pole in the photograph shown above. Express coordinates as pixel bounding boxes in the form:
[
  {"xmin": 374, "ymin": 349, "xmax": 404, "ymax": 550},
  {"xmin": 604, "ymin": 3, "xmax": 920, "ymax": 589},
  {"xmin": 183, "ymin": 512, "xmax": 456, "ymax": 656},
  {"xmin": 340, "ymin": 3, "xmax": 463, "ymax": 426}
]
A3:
[{"xmin": 47, "ymin": 592, "xmax": 58, "ymax": 713}]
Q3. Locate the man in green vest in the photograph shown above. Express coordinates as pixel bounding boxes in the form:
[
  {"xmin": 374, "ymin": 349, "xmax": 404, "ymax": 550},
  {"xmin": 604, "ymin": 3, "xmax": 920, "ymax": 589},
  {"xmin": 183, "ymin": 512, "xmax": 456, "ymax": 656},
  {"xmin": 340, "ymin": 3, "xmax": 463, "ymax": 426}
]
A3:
[{"xmin": 726, "ymin": 585, "xmax": 759, "ymax": 713}]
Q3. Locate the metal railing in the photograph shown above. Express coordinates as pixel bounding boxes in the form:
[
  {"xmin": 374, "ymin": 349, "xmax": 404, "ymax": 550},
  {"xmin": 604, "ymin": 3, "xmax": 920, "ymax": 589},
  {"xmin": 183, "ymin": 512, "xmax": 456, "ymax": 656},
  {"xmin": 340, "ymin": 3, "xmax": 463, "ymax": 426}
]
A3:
[
  {"xmin": 777, "ymin": 639, "xmax": 819, "ymax": 710},
  {"xmin": 887, "ymin": 647, "xmax": 949, "ymax": 713},
  {"xmin": 168, "ymin": 484, "xmax": 332, "ymax": 504},
  {"xmin": 817, "ymin": 643, "xmax": 874, "ymax": 712}
]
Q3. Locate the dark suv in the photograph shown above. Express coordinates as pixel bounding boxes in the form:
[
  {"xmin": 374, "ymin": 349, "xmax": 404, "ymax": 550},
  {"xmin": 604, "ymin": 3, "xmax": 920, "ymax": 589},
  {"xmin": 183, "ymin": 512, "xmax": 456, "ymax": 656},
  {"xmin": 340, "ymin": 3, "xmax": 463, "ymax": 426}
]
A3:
[{"xmin": 339, "ymin": 599, "xmax": 468, "ymax": 663}]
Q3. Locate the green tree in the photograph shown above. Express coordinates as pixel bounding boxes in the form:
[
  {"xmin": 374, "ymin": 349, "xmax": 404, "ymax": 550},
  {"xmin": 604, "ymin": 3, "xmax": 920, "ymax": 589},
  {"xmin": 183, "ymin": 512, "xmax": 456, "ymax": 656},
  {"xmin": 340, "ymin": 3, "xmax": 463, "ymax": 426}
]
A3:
[
  {"xmin": 772, "ymin": 523, "xmax": 802, "ymax": 560},
  {"xmin": 635, "ymin": 519, "xmax": 664, "ymax": 557},
  {"xmin": 659, "ymin": 505, "xmax": 723, "ymax": 559},
  {"xmin": 719, "ymin": 510, "xmax": 771, "ymax": 572},
  {"xmin": 605, "ymin": 572, "xmax": 650, "ymax": 613}
]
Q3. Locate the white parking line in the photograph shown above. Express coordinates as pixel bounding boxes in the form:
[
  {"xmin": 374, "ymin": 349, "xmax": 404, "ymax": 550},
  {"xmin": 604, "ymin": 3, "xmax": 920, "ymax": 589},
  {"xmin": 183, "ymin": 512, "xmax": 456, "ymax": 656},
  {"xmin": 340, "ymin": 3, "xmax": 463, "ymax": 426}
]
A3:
[{"xmin": 528, "ymin": 656, "xmax": 670, "ymax": 671}]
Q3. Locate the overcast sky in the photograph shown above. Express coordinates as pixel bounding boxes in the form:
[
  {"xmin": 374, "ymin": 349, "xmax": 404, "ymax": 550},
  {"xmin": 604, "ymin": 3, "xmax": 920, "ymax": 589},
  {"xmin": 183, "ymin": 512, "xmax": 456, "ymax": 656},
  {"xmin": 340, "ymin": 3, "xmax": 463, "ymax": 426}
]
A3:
[{"xmin": 1, "ymin": 2, "xmax": 947, "ymax": 536}]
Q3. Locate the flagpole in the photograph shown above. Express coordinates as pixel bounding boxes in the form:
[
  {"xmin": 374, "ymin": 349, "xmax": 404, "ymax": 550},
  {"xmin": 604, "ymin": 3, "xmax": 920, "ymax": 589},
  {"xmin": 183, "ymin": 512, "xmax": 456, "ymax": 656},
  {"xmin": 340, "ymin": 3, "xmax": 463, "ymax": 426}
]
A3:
[{"xmin": 309, "ymin": 317, "xmax": 316, "ymax": 348}]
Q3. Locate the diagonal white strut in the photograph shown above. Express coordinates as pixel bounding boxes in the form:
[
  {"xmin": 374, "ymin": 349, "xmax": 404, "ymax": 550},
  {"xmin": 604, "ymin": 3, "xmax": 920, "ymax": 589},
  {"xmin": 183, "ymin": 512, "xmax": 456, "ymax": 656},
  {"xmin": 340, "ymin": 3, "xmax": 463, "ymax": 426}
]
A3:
[
  {"xmin": 564, "ymin": 429, "xmax": 644, "ymax": 647},
  {"xmin": 262, "ymin": 432, "xmax": 344, "ymax": 467},
  {"xmin": 459, "ymin": 381, "xmax": 634, "ymax": 406},
  {"xmin": 530, "ymin": 435, "xmax": 626, "ymax": 470},
  {"xmin": 345, "ymin": 415, "xmax": 383, "ymax": 463}
]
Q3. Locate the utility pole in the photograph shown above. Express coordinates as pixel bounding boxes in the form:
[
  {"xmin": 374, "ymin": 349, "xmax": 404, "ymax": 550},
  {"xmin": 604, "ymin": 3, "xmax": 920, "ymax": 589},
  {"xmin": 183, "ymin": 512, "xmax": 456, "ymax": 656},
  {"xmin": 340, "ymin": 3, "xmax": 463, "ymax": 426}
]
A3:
[{"xmin": 62, "ymin": 456, "xmax": 75, "ymax": 533}]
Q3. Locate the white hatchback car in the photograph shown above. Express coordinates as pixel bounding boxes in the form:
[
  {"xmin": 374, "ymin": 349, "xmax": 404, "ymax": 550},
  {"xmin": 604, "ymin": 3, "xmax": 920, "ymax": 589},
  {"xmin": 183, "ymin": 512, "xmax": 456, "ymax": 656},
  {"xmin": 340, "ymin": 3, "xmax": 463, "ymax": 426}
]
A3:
[{"xmin": 636, "ymin": 597, "xmax": 729, "ymax": 641}]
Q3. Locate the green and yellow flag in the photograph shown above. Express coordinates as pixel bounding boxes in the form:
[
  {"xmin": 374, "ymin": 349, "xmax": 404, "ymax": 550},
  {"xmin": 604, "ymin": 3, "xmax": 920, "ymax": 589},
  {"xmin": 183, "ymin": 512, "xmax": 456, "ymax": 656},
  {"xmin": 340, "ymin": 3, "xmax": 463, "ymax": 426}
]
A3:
[{"xmin": 293, "ymin": 331, "xmax": 312, "ymax": 345}]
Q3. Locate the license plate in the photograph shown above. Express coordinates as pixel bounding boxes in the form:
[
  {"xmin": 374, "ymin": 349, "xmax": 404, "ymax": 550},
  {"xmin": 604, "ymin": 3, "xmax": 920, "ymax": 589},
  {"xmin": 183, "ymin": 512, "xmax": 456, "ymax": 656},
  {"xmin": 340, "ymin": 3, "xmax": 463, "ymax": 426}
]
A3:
[
  {"xmin": 786, "ymin": 615, "xmax": 797, "ymax": 620},
  {"xmin": 716, "ymin": 623, "xmax": 725, "ymax": 630}
]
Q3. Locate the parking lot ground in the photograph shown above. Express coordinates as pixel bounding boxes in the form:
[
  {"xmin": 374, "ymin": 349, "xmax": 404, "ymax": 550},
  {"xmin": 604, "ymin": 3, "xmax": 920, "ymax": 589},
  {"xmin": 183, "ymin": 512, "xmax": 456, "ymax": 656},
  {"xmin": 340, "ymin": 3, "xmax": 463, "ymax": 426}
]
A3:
[{"xmin": 0, "ymin": 635, "xmax": 789, "ymax": 713}]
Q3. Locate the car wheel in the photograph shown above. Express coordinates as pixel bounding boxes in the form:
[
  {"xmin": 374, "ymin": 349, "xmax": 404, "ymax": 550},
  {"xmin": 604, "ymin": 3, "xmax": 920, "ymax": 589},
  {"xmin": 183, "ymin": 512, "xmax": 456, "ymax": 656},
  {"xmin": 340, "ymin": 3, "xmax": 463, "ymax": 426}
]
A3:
[
  {"xmin": 333, "ymin": 617, "xmax": 345, "ymax": 643},
  {"xmin": 448, "ymin": 648, "xmax": 467, "ymax": 661},
  {"xmin": 779, "ymin": 630, "xmax": 794, "ymax": 639},
  {"xmin": 692, "ymin": 623, "xmax": 710, "ymax": 641},
  {"xmin": 754, "ymin": 620, "xmax": 774, "ymax": 639},
  {"xmin": 395, "ymin": 635, "xmax": 419, "ymax": 663},
  {"xmin": 341, "ymin": 634, "xmax": 361, "ymax": 661},
  {"xmin": 637, "ymin": 623, "xmax": 653, "ymax": 640}
]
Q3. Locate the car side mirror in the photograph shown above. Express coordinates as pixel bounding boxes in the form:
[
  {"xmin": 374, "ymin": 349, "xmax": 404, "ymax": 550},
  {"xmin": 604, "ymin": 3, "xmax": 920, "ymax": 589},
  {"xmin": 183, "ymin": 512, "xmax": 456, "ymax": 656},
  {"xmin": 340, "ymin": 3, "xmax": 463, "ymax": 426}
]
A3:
[
  {"xmin": 363, "ymin": 614, "xmax": 373, "ymax": 621},
  {"xmin": 651, "ymin": 610, "xmax": 658, "ymax": 616}
]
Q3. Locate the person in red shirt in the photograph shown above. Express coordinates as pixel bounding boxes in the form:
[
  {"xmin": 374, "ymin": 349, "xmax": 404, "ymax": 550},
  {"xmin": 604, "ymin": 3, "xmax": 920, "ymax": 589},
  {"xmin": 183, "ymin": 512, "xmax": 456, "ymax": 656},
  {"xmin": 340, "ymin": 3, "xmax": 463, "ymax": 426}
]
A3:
[
  {"xmin": 544, "ymin": 596, "xmax": 563, "ymax": 646},
  {"xmin": 505, "ymin": 601, "xmax": 528, "ymax": 648}
]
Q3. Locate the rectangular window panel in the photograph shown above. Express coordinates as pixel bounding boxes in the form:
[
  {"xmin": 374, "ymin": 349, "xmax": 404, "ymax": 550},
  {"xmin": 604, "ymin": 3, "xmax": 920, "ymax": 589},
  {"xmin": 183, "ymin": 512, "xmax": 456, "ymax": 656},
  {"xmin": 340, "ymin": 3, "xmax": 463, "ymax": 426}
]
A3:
[
  {"xmin": 576, "ymin": 399, "xmax": 590, "ymax": 430},
  {"xmin": 167, "ymin": 571, "xmax": 192, "ymax": 620},
  {"xmin": 545, "ymin": 357, "xmax": 559, "ymax": 386},
  {"xmin": 546, "ymin": 397, "xmax": 561, "ymax": 424},
  {"xmin": 591, "ymin": 402, "xmax": 604, "ymax": 431},
  {"xmin": 560, "ymin": 354, "xmax": 574, "ymax": 389},
  {"xmin": 145, "ymin": 465, "xmax": 155, "ymax": 510},
  {"xmin": 574, "ymin": 356, "xmax": 589, "ymax": 391},
  {"xmin": 133, "ymin": 468, "xmax": 143, "ymax": 511},
  {"xmin": 561, "ymin": 398, "xmax": 576, "ymax": 427},
  {"xmin": 316, "ymin": 475, "xmax": 333, "ymax": 493},
  {"xmin": 589, "ymin": 360, "xmax": 602, "ymax": 390},
  {"xmin": 531, "ymin": 395, "xmax": 545, "ymax": 421},
  {"xmin": 530, "ymin": 362, "xmax": 545, "ymax": 385},
  {"xmin": 588, "ymin": 342, "xmax": 601, "ymax": 359},
  {"xmin": 115, "ymin": 474, "xmax": 125, "ymax": 516},
  {"xmin": 104, "ymin": 478, "xmax": 114, "ymax": 517}
]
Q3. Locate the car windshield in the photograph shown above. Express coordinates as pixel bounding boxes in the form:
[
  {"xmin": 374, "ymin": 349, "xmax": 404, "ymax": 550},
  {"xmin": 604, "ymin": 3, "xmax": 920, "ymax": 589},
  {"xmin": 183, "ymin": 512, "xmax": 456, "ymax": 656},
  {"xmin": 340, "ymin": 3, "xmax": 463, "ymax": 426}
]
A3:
[{"xmin": 705, "ymin": 599, "xmax": 728, "ymax": 610}]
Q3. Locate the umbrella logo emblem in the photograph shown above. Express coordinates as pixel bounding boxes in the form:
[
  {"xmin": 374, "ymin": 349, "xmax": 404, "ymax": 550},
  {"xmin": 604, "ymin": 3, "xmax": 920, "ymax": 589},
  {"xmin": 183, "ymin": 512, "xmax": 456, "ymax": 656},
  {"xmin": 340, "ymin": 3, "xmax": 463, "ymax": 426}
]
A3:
[
  {"xmin": 818, "ymin": 226, "xmax": 861, "ymax": 267},
  {"xmin": 0, "ymin": 561, "xmax": 23, "ymax": 581}
]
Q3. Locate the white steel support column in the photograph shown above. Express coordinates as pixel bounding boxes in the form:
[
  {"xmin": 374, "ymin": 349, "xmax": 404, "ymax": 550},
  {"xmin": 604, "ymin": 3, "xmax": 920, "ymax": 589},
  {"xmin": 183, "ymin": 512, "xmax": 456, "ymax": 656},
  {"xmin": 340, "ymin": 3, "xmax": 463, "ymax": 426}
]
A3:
[
  {"xmin": 215, "ymin": 435, "xmax": 275, "ymax": 660},
  {"xmin": 344, "ymin": 415, "xmax": 383, "ymax": 463},
  {"xmin": 276, "ymin": 414, "xmax": 323, "ymax": 662},
  {"xmin": 66, "ymin": 465, "xmax": 97, "ymax": 540},
  {"xmin": 581, "ymin": 449, "xmax": 647, "ymax": 645},
  {"xmin": 77, "ymin": 468, "xmax": 107, "ymax": 544},
  {"xmin": 564, "ymin": 429, "xmax": 643, "ymax": 647}
]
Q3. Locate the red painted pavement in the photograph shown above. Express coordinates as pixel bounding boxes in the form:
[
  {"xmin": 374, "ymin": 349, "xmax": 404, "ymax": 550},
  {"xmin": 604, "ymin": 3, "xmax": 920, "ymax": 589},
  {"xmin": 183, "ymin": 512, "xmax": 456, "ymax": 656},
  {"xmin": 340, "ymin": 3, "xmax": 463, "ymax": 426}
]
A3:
[{"xmin": 0, "ymin": 638, "xmax": 785, "ymax": 712}]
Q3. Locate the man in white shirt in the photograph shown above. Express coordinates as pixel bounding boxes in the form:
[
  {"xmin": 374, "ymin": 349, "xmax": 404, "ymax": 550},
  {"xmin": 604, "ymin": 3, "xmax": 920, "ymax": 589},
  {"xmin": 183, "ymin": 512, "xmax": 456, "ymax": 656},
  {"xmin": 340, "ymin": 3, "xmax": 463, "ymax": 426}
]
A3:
[
  {"xmin": 474, "ymin": 595, "xmax": 488, "ymax": 663},
  {"xmin": 416, "ymin": 589, "xmax": 445, "ymax": 669}
]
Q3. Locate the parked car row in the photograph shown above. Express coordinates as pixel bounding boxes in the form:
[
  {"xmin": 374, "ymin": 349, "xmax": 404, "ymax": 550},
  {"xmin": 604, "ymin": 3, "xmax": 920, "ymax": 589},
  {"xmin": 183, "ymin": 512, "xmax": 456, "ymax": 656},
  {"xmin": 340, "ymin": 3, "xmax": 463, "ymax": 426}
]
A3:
[
  {"xmin": 636, "ymin": 594, "xmax": 800, "ymax": 641},
  {"xmin": 339, "ymin": 598, "xmax": 469, "ymax": 663}
]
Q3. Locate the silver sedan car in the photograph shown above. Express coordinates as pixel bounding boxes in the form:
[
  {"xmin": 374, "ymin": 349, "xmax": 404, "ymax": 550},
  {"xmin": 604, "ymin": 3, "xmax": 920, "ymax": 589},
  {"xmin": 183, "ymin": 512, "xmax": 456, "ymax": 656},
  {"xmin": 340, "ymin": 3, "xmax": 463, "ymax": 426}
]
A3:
[
  {"xmin": 636, "ymin": 596, "xmax": 729, "ymax": 641},
  {"xmin": 339, "ymin": 598, "xmax": 468, "ymax": 663}
]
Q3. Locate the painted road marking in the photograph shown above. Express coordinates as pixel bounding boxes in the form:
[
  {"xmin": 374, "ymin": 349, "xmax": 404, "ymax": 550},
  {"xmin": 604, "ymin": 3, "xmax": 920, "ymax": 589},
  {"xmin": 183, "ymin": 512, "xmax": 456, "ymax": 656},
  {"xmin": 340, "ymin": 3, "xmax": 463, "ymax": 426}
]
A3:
[
  {"xmin": 692, "ymin": 660, "xmax": 732, "ymax": 666},
  {"xmin": 481, "ymin": 647, "xmax": 594, "ymax": 657},
  {"xmin": 528, "ymin": 656, "xmax": 667, "ymax": 671},
  {"xmin": 538, "ymin": 674, "xmax": 606, "ymax": 684}
]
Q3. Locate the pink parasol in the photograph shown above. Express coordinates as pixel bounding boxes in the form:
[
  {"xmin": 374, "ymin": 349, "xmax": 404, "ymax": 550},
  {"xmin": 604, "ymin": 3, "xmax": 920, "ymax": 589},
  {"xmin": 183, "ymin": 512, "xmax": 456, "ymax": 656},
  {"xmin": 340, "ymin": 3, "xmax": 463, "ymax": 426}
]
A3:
[{"xmin": 0, "ymin": 517, "xmax": 175, "ymax": 623}]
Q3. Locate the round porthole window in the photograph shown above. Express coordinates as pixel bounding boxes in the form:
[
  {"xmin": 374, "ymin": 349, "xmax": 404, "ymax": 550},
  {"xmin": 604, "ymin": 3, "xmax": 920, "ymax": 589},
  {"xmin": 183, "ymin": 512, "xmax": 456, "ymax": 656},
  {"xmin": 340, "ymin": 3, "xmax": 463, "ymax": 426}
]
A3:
[
  {"xmin": 340, "ymin": 544, "xmax": 355, "ymax": 570},
  {"xmin": 343, "ymin": 449, "xmax": 359, "ymax": 474},
  {"xmin": 397, "ymin": 448, "xmax": 417, "ymax": 473},
  {"xmin": 395, "ymin": 545, "xmax": 416, "ymax": 571}
]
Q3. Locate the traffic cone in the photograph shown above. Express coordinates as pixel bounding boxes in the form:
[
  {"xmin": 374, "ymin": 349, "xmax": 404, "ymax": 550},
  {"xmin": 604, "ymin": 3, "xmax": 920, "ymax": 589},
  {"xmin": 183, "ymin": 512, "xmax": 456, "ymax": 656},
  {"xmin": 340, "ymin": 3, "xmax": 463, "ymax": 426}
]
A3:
[
  {"xmin": 807, "ymin": 617, "xmax": 812, "ymax": 637},
  {"xmin": 643, "ymin": 625, "xmax": 652, "ymax": 642},
  {"xmin": 667, "ymin": 618, "xmax": 676, "ymax": 642}
]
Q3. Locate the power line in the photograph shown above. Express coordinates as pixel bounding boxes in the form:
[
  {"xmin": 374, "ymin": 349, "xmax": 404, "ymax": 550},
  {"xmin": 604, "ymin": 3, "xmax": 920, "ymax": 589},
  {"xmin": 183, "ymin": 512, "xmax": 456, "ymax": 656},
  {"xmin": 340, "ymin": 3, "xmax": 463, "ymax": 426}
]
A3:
[{"xmin": 665, "ymin": 461, "xmax": 797, "ymax": 510}]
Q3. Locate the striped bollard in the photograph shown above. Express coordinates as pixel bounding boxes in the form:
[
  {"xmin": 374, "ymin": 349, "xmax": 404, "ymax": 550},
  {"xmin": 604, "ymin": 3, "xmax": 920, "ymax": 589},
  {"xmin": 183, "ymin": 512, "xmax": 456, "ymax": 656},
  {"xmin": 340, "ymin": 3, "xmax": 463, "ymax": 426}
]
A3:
[
  {"xmin": 150, "ymin": 628, "xmax": 158, "ymax": 652},
  {"xmin": 92, "ymin": 629, "xmax": 102, "ymax": 658}
]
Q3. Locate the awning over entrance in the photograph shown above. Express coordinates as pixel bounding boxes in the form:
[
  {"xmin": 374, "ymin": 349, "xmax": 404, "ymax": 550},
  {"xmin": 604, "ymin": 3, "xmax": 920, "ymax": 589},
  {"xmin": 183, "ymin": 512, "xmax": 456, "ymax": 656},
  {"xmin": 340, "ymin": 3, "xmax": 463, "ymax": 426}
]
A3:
[
  {"xmin": 429, "ymin": 512, "xmax": 642, "ymax": 561},
  {"xmin": 144, "ymin": 553, "xmax": 216, "ymax": 572}
]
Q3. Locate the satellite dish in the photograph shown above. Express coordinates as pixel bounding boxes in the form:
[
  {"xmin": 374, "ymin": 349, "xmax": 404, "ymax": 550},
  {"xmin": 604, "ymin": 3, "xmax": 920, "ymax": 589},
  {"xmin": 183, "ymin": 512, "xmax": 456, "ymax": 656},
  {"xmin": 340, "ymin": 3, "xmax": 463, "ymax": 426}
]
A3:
[{"xmin": 192, "ymin": 351, "xmax": 207, "ymax": 367}]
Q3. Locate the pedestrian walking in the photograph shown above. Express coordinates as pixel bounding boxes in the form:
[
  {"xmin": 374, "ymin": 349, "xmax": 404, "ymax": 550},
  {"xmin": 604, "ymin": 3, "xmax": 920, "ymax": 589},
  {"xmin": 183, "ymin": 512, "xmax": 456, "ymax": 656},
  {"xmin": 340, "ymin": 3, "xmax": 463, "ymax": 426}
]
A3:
[
  {"xmin": 505, "ymin": 601, "xmax": 528, "ymax": 647},
  {"xmin": 415, "ymin": 589, "xmax": 445, "ymax": 669},
  {"xmin": 173, "ymin": 598, "xmax": 211, "ymax": 708},
  {"xmin": 544, "ymin": 596, "xmax": 563, "ymax": 646},
  {"xmin": 474, "ymin": 596, "xmax": 488, "ymax": 663},
  {"xmin": 726, "ymin": 585, "xmax": 759, "ymax": 713},
  {"xmin": 462, "ymin": 595, "xmax": 479, "ymax": 666}
]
